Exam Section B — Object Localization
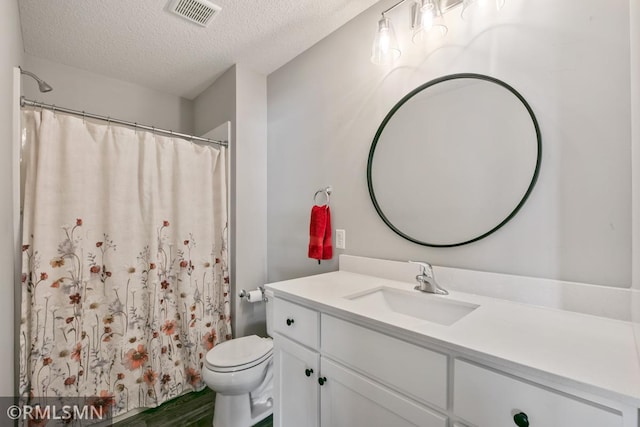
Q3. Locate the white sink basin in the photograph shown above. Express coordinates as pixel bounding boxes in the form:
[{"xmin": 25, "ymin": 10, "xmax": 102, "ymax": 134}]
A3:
[{"xmin": 345, "ymin": 287, "xmax": 479, "ymax": 326}]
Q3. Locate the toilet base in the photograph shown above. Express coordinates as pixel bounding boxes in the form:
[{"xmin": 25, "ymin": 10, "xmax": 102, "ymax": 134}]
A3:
[{"xmin": 212, "ymin": 392, "xmax": 272, "ymax": 427}]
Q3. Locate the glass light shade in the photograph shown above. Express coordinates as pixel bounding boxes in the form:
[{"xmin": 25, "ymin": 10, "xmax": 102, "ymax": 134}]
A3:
[
  {"xmin": 371, "ymin": 17, "xmax": 401, "ymax": 65},
  {"xmin": 412, "ymin": 0, "xmax": 447, "ymax": 45},
  {"xmin": 413, "ymin": 14, "xmax": 447, "ymax": 44},
  {"xmin": 412, "ymin": 18, "xmax": 448, "ymax": 45},
  {"xmin": 461, "ymin": 0, "xmax": 505, "ymax": 20},
  {"xmin": 420, "ymin": 1, "xmax": 435, "ymax": 31}
]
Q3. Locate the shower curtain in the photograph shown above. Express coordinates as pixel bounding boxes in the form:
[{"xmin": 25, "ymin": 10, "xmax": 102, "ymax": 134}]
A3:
[{"xmin": 19, "ymin": 109, "xmax": 231, "ymax": 416}]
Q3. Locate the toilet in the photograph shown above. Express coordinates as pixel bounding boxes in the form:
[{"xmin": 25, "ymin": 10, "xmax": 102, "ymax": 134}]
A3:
[{"xmin": 202, "ymin": 290, "xmax": 274, "ymax": 427}]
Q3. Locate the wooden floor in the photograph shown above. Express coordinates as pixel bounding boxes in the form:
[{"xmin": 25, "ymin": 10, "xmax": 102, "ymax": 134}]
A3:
[{"xmin": 113, "ymin": 388, "xmax": 273, "ymax": 427}]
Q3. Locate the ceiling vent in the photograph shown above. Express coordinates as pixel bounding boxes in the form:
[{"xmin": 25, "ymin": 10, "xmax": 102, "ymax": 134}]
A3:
[{"xmin": 166, "ymin": 0, "xmax": 221, "ymax": 27}]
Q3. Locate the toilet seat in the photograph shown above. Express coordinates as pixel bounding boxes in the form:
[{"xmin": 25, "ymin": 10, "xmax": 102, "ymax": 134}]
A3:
[{"xmin": 205, "ymin": 335, "xmax": 273, "ymax": 373}]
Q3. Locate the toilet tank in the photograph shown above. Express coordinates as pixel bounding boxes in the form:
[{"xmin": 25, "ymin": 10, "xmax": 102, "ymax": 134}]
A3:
[{"xmin": 265, "ymin": 289, "xmax": 274, "ymax": 337}]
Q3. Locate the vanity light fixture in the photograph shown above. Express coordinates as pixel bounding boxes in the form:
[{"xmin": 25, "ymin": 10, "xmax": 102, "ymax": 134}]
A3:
[{"xmin": 370, "ymin": 0, "xmax": 505, "ymax": 65}]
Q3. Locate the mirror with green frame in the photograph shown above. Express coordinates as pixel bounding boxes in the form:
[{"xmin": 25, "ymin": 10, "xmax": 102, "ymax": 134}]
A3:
[{"xmin": 367, "ymin": 73, "xmax": 541, "ymax": 247}]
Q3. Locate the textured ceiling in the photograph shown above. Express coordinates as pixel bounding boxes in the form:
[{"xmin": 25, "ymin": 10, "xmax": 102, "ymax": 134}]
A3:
[{"xmin": 19, "ymin": 0, "xmax": 381, "ymax": 99}]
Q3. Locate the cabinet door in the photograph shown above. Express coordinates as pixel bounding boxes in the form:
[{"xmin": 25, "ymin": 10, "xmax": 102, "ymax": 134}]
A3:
[
  {"xmin": 319, "ymin": 359, "xmax": 447, "ymax": 427},
  {"xmin": 273, "ymin": 333, "xmax": 320, "ymax": 427}
]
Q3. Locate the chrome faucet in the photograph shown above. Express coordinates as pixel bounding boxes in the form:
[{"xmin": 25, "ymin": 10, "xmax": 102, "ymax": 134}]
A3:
[{"xmin": 409, "ymin": 261, "xmax": 448, "ymax": 295}]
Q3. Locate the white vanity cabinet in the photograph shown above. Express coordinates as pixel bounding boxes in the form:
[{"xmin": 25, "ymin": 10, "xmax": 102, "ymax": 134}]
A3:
[
  {"xmin": 272, "ymin": 297, "xmax": 448, "ymax": 427},
  {"xmin": 271, "ymin": 294, "xmax": 636, "ymax": 427},
  {"xmin": 267, "ymin": 260, "xmax": 640, "ymax": 427}
]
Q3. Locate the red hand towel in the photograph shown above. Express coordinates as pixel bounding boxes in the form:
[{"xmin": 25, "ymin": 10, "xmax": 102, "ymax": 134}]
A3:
[{"xmin": 308, "ymin": 205, "xmax": 332, "ymax": 261}]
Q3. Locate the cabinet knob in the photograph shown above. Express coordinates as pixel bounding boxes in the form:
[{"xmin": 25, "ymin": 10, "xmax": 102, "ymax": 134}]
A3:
[
  {"xmin": 513, "ymin": 412, "xmax": 529, "ymax": 427},
  {"xmin": 318, "ymin": 377, "xmax": 327, "ymax": 386},
  {"xmin": 286, "ymin": 318, "xmax": 295, "ymax": 326},
  {"xmin": 305, "ymin": 368, "xmax": 314, "ymax": 377}
]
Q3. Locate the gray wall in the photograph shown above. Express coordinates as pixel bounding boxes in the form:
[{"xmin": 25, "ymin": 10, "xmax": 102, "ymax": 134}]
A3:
[
  {"xmin": 194, "ymin": 66, "xmax": 236, "ymax": 137},
  {"xmin": 1, "ymin": 0, "xmax": 23, "ymax": 395},
  {"xmin": 23, "ymin": 54, "xmax": 193, "ymax": 133},
  {"xmin": 631, "ymin": 1, "xmax": 640, "ymax": 355},
  {"xmin": 194, "ymin": 65, "xmax": 268, "ymax": 338},
  {"xmin": 267, "ymin": 0, "xmax": 632, "ymax": 288},
  {"xmin": 234, "ymin": 66, "xmax": 268, "ymax": 337}
]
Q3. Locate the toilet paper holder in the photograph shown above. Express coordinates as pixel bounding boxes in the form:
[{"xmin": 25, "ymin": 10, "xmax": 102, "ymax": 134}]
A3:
[{"xmin": 239, "ymin": 286, "xmax": 268, "ymax": 302}]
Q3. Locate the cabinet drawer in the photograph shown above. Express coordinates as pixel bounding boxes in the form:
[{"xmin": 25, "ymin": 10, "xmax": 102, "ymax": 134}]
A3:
[
  {"xmin": 321, "ymin": 314, "xmax": 447, "ymax": 409},
  {"xmin": 453, "ymin": 359, "xmax": 622, "ymax": 427},
  {"xmin": 273, "ymin": 298, "xmax": 320, "ymax": 350}
]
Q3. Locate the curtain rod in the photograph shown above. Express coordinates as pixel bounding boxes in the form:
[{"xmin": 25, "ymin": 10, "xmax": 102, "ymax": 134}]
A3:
[{"xmin": 20, "ymin": 97, "xmax": 228, "ymax": 147}]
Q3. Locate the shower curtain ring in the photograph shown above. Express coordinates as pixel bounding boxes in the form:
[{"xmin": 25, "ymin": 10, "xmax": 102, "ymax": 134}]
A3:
[{"xmin": 82, "ymin": 111, "xmax": 85, "ymax": 124}]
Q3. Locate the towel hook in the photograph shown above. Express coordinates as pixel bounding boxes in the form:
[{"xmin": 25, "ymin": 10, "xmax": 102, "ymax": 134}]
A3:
[{"xmin": 313, "ymin": 186, "xmax": 332, "ymax": 206}]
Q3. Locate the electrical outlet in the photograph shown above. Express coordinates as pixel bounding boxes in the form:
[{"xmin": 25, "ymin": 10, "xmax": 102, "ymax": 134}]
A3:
[{"xmin": 336, "ymin": 229, "xmax": 346, "ymax": 249}]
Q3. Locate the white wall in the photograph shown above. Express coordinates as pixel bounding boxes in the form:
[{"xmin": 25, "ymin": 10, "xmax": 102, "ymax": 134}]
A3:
[
  {"xmin": 267, "ymin": 0, "xmax": 632, "ymax": 288},
  {"xmin": 23, "ymin": 54, "xmax": 194, "ymax": 133},
  {"xmin": 1, "ymin": 0, "xmax": 23, "ymax": 395},
  {"xmin": 194, "ymin": 65, "xmax": 268, "ymax": 338}
]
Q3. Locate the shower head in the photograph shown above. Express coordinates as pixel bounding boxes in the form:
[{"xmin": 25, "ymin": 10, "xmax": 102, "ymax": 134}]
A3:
[{"xmin": 19, "ymin": 67, "xmax": 53, "ymax": 93}]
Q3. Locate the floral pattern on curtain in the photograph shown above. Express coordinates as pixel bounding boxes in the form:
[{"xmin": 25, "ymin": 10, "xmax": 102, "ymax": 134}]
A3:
[{"xmin": 19, "ymin": 109, "xmax": 231, "ymax": 418}]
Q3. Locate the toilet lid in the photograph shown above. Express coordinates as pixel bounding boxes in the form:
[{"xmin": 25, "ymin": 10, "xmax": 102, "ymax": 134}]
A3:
[{"xmin": 206, "ymin": 335, "xmax": 273, "ymax": 369}]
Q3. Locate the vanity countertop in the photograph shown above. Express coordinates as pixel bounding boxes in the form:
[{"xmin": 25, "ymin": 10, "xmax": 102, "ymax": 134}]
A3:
[{"xmin": 265, "ymin": 270, "xmax": 640, "ymax": 406}]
